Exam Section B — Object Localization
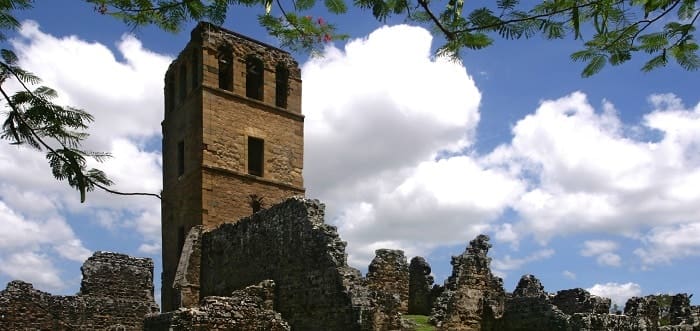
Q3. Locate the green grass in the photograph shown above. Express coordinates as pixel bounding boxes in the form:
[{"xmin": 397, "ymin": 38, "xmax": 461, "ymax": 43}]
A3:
[{"xmin": 402, "ymin": 315, "xmax": 436, "ymax": 331}]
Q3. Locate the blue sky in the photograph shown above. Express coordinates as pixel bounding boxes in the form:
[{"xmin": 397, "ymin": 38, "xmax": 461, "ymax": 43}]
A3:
[{"xmin": 1, "ymin": 2, "xmax": 698, "ymax": 308}]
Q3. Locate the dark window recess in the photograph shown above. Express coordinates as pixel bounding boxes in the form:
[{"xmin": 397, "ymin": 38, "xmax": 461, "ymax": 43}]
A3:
[
  {"xmin": 275, "ymin": 63, "xmax": 289, "ymax": 108},
  {"xmin": 177, "ymin": 141, "xmax": 185, "ymax": 176},
  {"xmin": 179, "ymin": 65, "xmax": 187, "ymax": 103},
  {"xmin": 246, "ymin": 56, "xmax": 264, "ymax": 100},
  {"xmin": 217, "ymin": 48, "xmax": 233, "ymax": 91},
  {"xmin": 248, "ymin": 137, "xmax": 264, "ymax": 176},
  {"xmin": 191, "ymin": 49, "xmax": 199, "ymax": 88},
  {"xmin": 177, "ymin": 226, "xmax": 185, "ymax": 257},
  {"xmin": 166, "ymin": 80, "xmax": 174, "ymax": 111}
]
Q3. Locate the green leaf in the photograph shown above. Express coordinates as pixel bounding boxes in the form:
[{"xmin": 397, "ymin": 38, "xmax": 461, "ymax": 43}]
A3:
[
  {"xmin": 638, "ymin": 32, "xmax": 669, "ymax": 53},
  {"xmin": 609, "ymin": 50, "xmax": 631, "ymax": 65},
  {"xmin": 324, "ymin": 0, "xmax": 347, "ymax": 13},
  {"xmin": 295, "ymin": 0, "xmax": 316, "ymax": 10},
  {"xmin": 678, "ymin": 0, "xmax": 696, "ymax": 20},
  {"xmin": 582, "ymin": 55, "xmax": 606, "ymax": 77},
  {"xmin": 670, "ymin": 42, "xmax": 700, "ymax": 70},
  {"xmin": 642, "ymin": 53, "xmax": 668, "ymax": 71},
  {"xmin": 460, "ymin": 32, "xmax": 493, "ymax": 49},
  {"xmin": 497, "ymin": 0, "xmax": 518, "ymax": 11},
  {"xmin": 570, "ymin": 49, "xmax": 597, "ymax": 62},
  {"xmin": 571, "ymin": 5, "xmax": 580, "ymax": 40}
]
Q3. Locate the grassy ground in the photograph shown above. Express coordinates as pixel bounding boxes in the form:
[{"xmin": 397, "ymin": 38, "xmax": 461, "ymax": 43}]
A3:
[{"xmin": 402, "ymin": 315, "xmax": 436, "ymax": 331}]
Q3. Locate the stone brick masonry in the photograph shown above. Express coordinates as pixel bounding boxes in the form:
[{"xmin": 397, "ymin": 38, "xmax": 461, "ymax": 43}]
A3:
[
  {"xmin": 0, "ymin": 251, "xmax": 158, "ymax": 330},
  {"xmin": 144, "ymin": 280, "xmax": 290, "ymax": 330},
  {"xmin": 196, "ymin": 196, "xmax": 374, "ymax": 330}
]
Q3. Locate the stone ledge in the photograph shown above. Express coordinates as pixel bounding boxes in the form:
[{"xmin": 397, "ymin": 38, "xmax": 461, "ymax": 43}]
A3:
[{"xmin": 202, "ymin": 164, "xmax": 305, "ymax": 193}]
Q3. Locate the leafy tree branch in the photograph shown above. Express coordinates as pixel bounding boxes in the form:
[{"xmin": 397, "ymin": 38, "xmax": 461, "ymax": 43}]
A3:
[
  {"xmin": 1, "ymin": 1, "xmax": 161, "ymax": 202},
  {"xmin": 89, "ymin": 0, "xmax": 699, "ymax": 76}
]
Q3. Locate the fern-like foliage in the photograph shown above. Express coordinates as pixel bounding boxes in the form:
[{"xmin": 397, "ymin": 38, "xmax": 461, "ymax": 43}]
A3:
[{"xmin": 0, "ymin": 1, "xmax": 160, "ymax": 202}]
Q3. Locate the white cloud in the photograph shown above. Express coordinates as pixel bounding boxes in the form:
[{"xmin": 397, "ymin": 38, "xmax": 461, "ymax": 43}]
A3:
[
  {"xmin": 581, "ymin": 240, "xmax": 618, "ymax": 256},
  {"xmin": 491, "ymin": 249, "xmax": 555, "ymax": 276},
  {"xmin": 302, "ymin": 25, "xmax": 524, "ymax": 268},
  {"xmin": 634, "ymin": 222, "xmax": 700, "ymax": 266},
  {"xmin": 494, "ymin": 223, "xmax": 519, "ymax": 249},
  {"xmin": 0, "ymin": 201, "xmax": 88, "ymax": 259},
  {"xmin": 4, "ymin": 20, "xmax": 167, "ymax": 228},
  {"xmin": 562, "ymin": 270, "xmax": 576, "ymax": 280},
  {"xmin": 138, "ymin": 242, "xmax": 162, "ymax": 255},
  {"xmin": 0, "ymin": 252, "xmax": 65, "ymax": 290},
  {"xmin": 12, "ymin": 21, "xmax": 170, "ymax": 147},
  {"xmin": 580, "ymin": 240, "xmax": 621, "ymax": 267},
  {"xmin": 0, "ymin": 21, "xmax": 168, "ymax": 289},
  {"xmin": 588, "ymin": 282, "xmax": 642, "ymax": 307},
  {"xmin": 596, "ymin": 252, "xmax": 622, "ymax": 267},
  {"xmin": 494, "ymin": 92, "xmax": 700, "ymax": 243}
]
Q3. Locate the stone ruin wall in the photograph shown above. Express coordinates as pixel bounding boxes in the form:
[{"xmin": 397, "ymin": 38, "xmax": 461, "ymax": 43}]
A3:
[
  {"xmin": 154, "ymin": 196, "xmax": 375, "ymax": 330},
  {"xmin": 2, "ymin": 198, "xmax": 699, "ymax": 331},
  {"xmin": 158, "ymin": 197, "xmax": 698, "ymax": 331},
  {"xmin": 145, "ymin": 280, "xmax": 290, "ymax": 330},
  {"xmin": 0, "ymin": 252, "xmax": 158, "ymax": 330},
  {"xmin": 366, "ymin": 249, "xmax": 410, "ymax": 313}
]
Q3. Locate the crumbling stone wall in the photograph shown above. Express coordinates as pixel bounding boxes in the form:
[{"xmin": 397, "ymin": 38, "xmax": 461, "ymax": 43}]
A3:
[
  {"xmin": 495, "ymin": 274, "xmax": 570, "ymax": 331},
  {"xmin": 408, "ymin": 256, "xmax": 435, "ymax": 315},
  {"xmin": 431, "ymin": 235, "xmax": 506, "ymax": 330},
  {"xmin": 669, "ymin": 294, "xmax": 696, "ymax": 326},
  {"xmin": 145, "ymin": 280, "xmax": 290, "ymax": 330},
  {"xmin": 491, "ymin": 274, "xmax": 699, "ymax": 331},
  {"xmin": 552, "ymin": 288, "xmax": 611, "ymax": 315},
  {"xmin": 366, "ymin": 249, "xmax": 409, "ymax": 313},
  {"xmin": 173, "ymin": 225, "xmax": 204, "ymax": 308},
  {"xmin": 625, "ymin": 295, "xmax": 661, "ymax": 328},
  {"xmin": 0, "ymin": 252, "xmax": 158, "ymax": 330},
  {"xmin": 197, "ymin": 197, "xmax": 373, "ymax": 330}
]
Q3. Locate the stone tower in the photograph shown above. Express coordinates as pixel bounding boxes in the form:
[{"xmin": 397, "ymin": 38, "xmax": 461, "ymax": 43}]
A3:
[{"xmin": 161, "ymin": 22, "xmax": 305, "ymax": 311}]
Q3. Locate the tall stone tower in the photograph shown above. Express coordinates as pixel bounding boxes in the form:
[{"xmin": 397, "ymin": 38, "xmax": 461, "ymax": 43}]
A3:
[{"xmin": 161, "ymin": 22, "xmax": 305, "ymax": 311}]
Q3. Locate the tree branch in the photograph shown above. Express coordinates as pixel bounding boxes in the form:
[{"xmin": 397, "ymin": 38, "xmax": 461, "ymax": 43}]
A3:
[
  {"xmin": 0, "ymin": 61, "xmax": 161, "ymax": 200},
  {"xmin": 417, "ymin": 0, "xmax": 454, "ymax": 40}
]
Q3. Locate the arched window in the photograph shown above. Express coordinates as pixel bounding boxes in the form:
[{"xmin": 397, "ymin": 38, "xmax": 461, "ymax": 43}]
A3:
[
  {"xmin": 179, "ymin": 64, "xmax": 187, "ymax": 103},
  {"xmin": 191, "ymin": 49, "xmax": 200, "ymax": 89},
  {"xmin": 217, "ymin": 47, "xmax": 233, "ymax": 91},
  {"xmin": 275, "ymin": 63, "xmax": 289, "ymax": 108},
  {"xmin": 246, "ymin": 55, "xmax": 264, "ymax": 101}
]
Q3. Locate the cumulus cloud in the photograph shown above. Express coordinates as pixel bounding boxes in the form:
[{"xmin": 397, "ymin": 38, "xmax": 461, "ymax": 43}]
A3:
[
  {"xmin": 0, "ymin": 21, "xmax": 168, "ymax": 291},
  {"xmin": 489, "ymin": 92, "xmax": 700, "ymax": 247},
  {"xmin": 302, "ymin": 25, "xmax": 523, "ymax": 268},
  {"xmin": 11, "ymin": 21, "xmax": 169, "ymax": 146},
  {"xmin": 580, "ymin": 240, "xmax": 621, "ymax": 267},
  {"xmin": 588, "ymin": 282, "xmax": 642, "ymax": 307}
]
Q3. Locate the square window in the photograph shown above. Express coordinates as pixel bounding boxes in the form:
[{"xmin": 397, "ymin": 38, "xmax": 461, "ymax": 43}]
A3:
[{"xmin": 248, "ymin": 137, "xmax": 264, "ymax": 176}]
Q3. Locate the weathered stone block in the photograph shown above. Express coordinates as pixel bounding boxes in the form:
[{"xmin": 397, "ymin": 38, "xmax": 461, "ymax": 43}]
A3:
[{"xmin": 367, "ymin": 249, "xmax": 410, "ymax": 314}]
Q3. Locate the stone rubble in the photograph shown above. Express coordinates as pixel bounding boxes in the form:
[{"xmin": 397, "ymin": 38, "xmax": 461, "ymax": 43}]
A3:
[{"xmin": 144, "ymin": 280, "xmax": 290, "ymax": 330}]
